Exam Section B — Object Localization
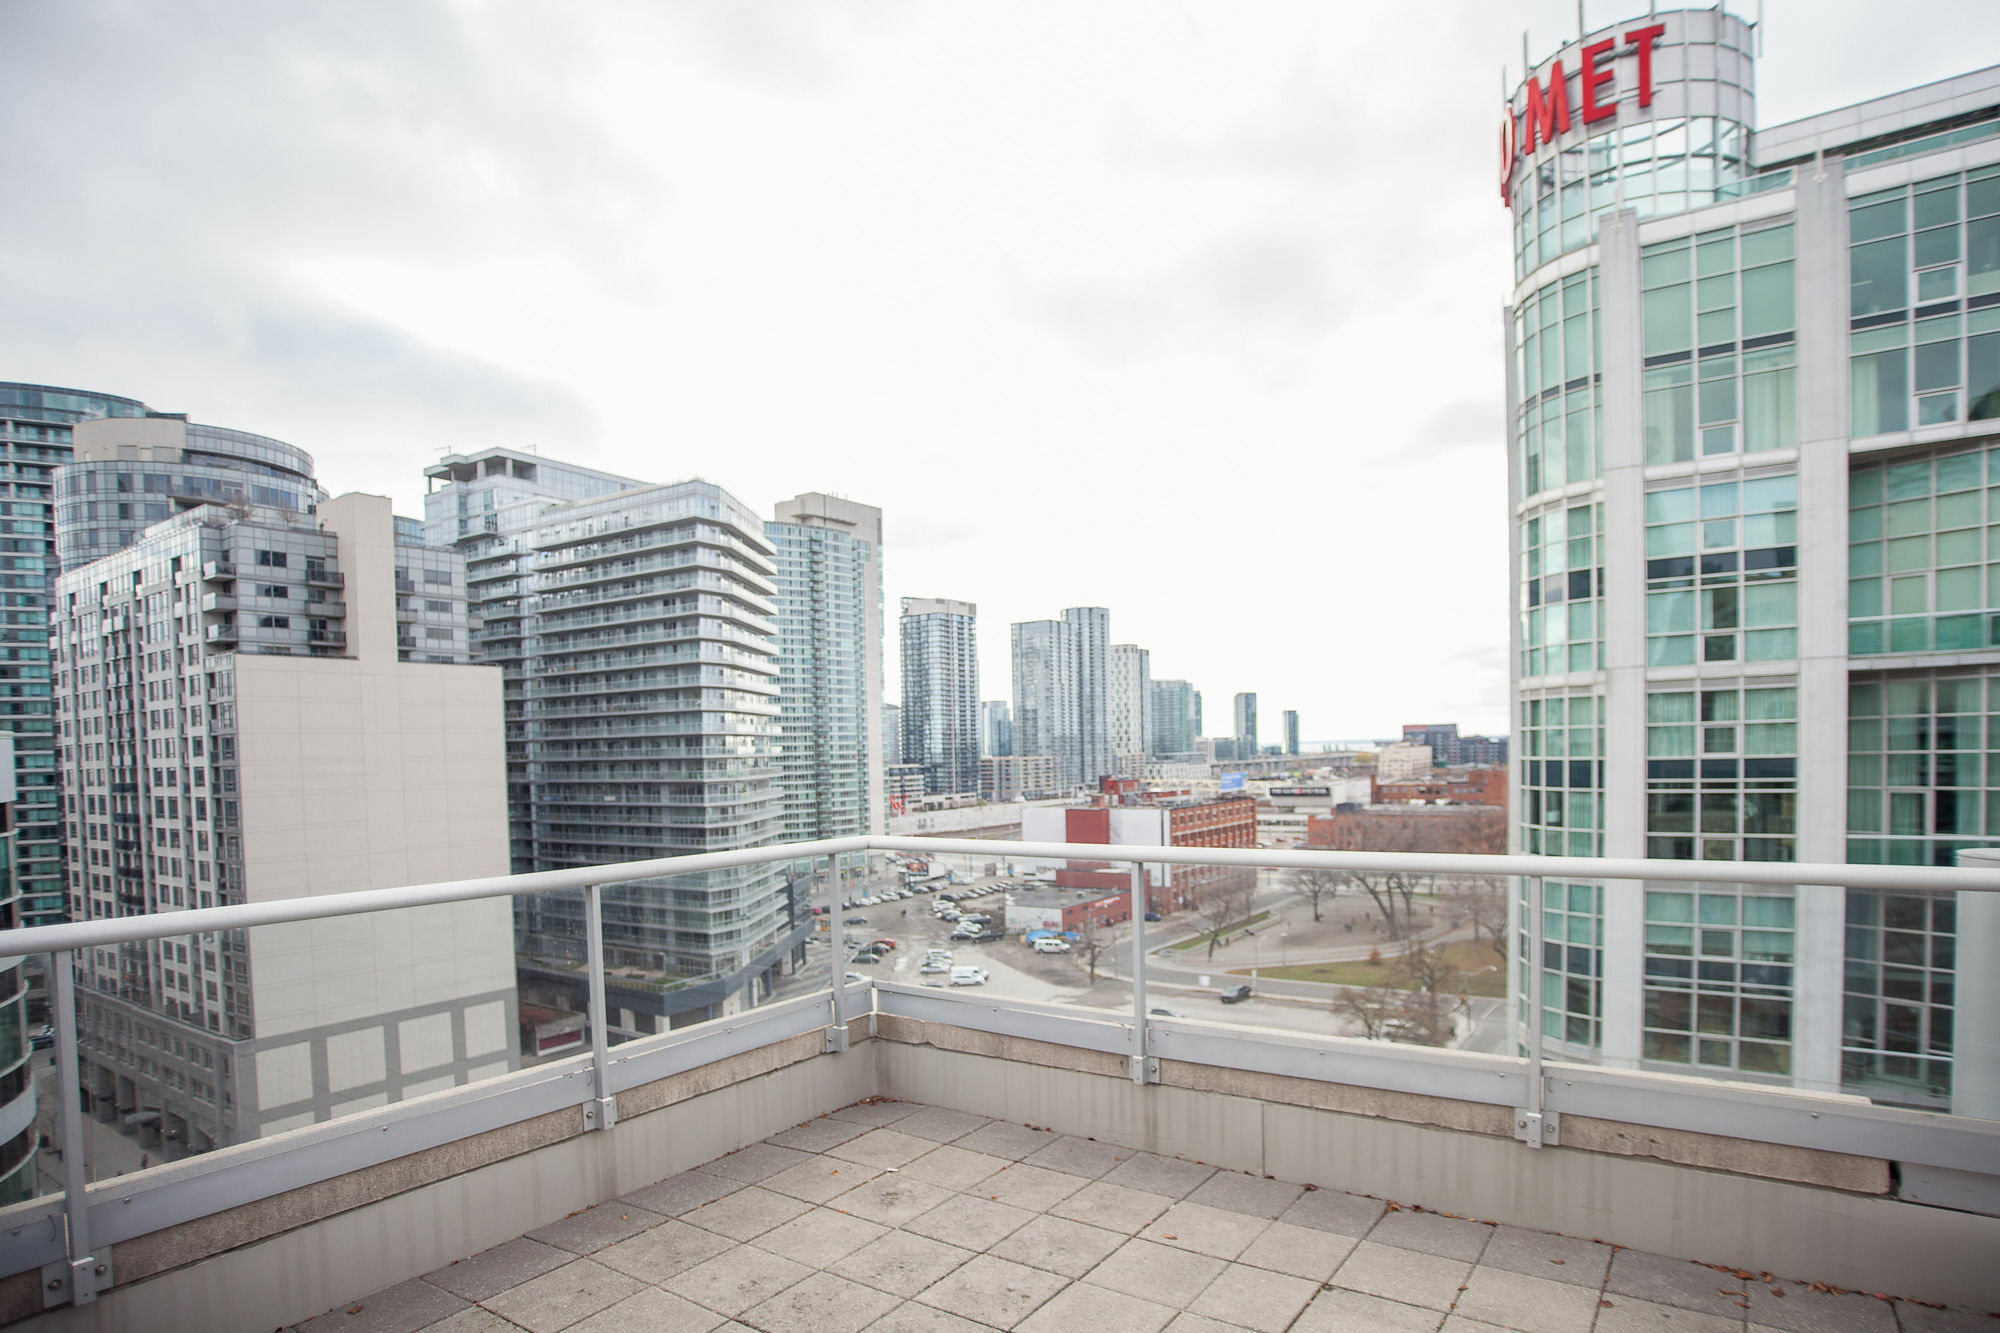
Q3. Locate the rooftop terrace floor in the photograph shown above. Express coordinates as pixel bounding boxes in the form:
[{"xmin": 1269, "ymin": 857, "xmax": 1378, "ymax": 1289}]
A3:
[{"xmin": 289, "ymin": 1098, "xmax": 1992, "ymax": 1333}]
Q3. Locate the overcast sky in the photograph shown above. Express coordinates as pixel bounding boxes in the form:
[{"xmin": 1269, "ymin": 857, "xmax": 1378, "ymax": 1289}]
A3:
[{"xmin": 4, "ymin": 2, "xmax": 1994, "ymax": 746}]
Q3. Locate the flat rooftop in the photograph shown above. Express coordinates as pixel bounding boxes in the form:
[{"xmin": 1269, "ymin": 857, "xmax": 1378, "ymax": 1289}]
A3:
[{"xmin": 294, "ymin": 1097, "xmax": 1982, "ymax": 1333}]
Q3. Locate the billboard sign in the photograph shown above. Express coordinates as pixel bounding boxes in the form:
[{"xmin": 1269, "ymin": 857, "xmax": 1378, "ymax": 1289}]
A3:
[{"xmin": 1219, "ymin": 772, "xmax": 1246, "ymax": 792}]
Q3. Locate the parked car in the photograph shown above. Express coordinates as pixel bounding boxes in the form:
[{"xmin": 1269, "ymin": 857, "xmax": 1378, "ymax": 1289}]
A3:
[
  {"xmin": 1144, "ymin": 912, "xmax": 1162, "ymax": 922},
  {"xmin": 948, "ymin": 967, "xmax": 989, "ymax": 986},
  {"xmin": 1220, "ymin": 983, "xmax": 1253, "ymax": 1004},
  {"xmin": 844, "ymin": 917, "xmax": 868, "ymax": 926},
  {"xmin": 871, "ymin": 939, "xmax": 899, "ymax": 951},
  {"xmin": 1149, "ymin": 1007, "xmax": 1183, "ymax": 1018},
  {"xmin": 851, "ymin": 951, "xmax": 881, "ymax": 965},
  {"xmin": 1031, "ymin": 938, "xmax": 1070, "ymax": 954},
  {"xmin": 972, "ymin": 930, "xmax": 1006, "ymax": 944},
  {"xmin": 920, "ymin": 959, "xmax": 951, "ymax": 975},
  {"xmin": 30, "ymin": 1026, "xmax": 54, "ymax": 1052}
]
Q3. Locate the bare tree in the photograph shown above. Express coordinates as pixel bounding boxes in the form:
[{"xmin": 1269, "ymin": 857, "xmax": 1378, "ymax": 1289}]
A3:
[
  {"xmin": 1333, "ymin": 985, "xmax": 1401, "ymax": 1040},
  {"xmin": 1191, "ymin": 870, "xmax": 1257, "ymax": 960},
  {"xmin": 1329, "ymin": 938, "xmax": 1465, "ymax": 1046},
  {"xmin": 1074, "ymin": 913, "xmax": 1117, "ymax": 984},
  {"xmin": 1446, "ymin": 875, "xmax": 1510, "ymax": 960},
  {"xmin": 1307, "ymin": 807, "xmax": 1505, "ymax": 937},
  {"xmin": 1285, "ymin": 866, "xmax": 1342, "ymax": 923}
]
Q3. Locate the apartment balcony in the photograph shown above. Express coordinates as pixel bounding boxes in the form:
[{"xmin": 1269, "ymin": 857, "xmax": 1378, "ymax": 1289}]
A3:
[
  {"xmin": 0, "ymin": 838, "xmax": 1994, "ymax": 1330},
  {"xmin": 198, "ymin": 561, "xmax": 233, "ymax": 583}
]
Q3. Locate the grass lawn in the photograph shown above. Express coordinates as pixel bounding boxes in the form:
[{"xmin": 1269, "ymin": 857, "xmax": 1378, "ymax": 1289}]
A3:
[
  {"xmin": 1243, "ymin": 939, "xmax": 1507, "ymax": 996},
  {"xmin": 1168, "ymin": 910, "xmax": 1274, "ymax": 951}
]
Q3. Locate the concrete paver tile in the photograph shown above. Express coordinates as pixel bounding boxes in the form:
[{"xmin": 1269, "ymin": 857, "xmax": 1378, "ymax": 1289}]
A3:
[
  {"xmin": 868, "ymin": 1301, "xmax": 1000, "ymax": 1332},
  {"xmin": 619, "ymin": 1170, "xmax": 746, "ymax": 1218},
  {"xmin": 1451, "ymin": 1264, "xmax": 1601, "ymax": 1333},
  {"xmin": 1894, "ymin": 1303, "xmax": 2000, "ymax": 1332},
  {"xmin": 1235, "ymin": 1219, "xmax": 1357, "ymax": 1282},
  {"xmin": 953, "ymin": 1121, "xmax": 1061, "ymax": 1162},
  {"xmin": 1277, "ymin": 1188, "xmax": 1385, "ymax": 1238},
  {"xmin": 1016, "ymin": 1280, "xmax": 1178, "ymax": 1333},
  {"xmin": 1365, "ymin": 1208, "xmax": 1495, "ymax": 1263},
  {"xmin": 824, "ymin": 1174, "xmax": 954, "ymax": 1227},
  {"xmin": 1438, "ymin": 1318, "xmax": 1515, "ymax": 1332},
  {"xmin": 424, "ymin": 1238, "xmax": 572, "ymax": 1302},
  {"xmin": 736, "ymin": 1269, "xmax": 902, "ymax": 1333},
  {"xmin": 1477, "ymin": 1225, "xmax": 1613, "ymax": 1289},
  {"xmin": 1084, "ymin": 1237, "xmax": 1228, "ymax": 1309},
  {"xmin": 1186, "ymin": 1262, "xmax": 1319, "ymax": 1333},
  {"xmin": 1101, "ymin": 1152, "xmax": 1217, "ymax": 1200},
  {"xmin": 481, "ymin": 1257, "xmax": 645, "ymax": 1333},
  {"xmin": 661, "ymin": 1248, "xmax": 813, "ymax": 1318},
  {"xmin": 899, "ymin": 1145, "xmax": 1015, "ymax": 1191},
  {"xmin": 1743, "ymin": 1280, "xmax": 1897, "ymax": 1332},
  {"xmin": 1290, "ymin": 1287, "xmax": 1446, "ymax": 1333},
  {"xmin": 764, "ymin": 1117, "xmax": 871, "ymax": 1153},
  {"xmin": 1593, "ymin": 1293, "xmax": 1746, "ymax": 1332},
  {"xmin": 971, "ymin": 1161, "xmax": 1088, "ymax": 1212},
  {"xmin": 749, "ymin": 1206, "xmax": 888, "ymax": 1269},
  {"xmin": 562, "ymin": 1285, "xmax": 728, "ymax": 1333},
  {"xmin": 705, "ymin": 1142, "xmax": 815, "ymax": 1184},
  {"xmin": 757, "ymin": 1156, "xmax": 882, "ymax": 1205},
  {"xmin": 1184, "ymin": 1172, "xmax": 1304, "ymax": 1220},
  {"xmin": 1050, "ymin": 1179, "xmax": 1176, "ymax": 1233},
  {"xmin": 1024, "ymin": 1135, "xmax": 1134, "ymax": 1180},
  {"xmin": 904, "ymin": 1193, "xmax": 1039, "ymax": 1251},
  {"xmin": 825, "ymin": 1128, "xmax": 938, "ymax": 1169},
  {"xmin": 893, "ymin": 1107, "xmax": 993, "ymax": 1143},
  {"xmin": 915, "ymin": 1253, "xmax": 1068, "ymax": 1329},
  {"xmin": 1330, "ymin": 1239, "xmax": 1475, "ymax": 1312},
  {"xmin": 990, "ymin": 1213, "xmax": 1129, "ymax": 1279},
  {"xmin": 830, "ymin": 1230, "xmax": 978, "ymax": 1299},
  {"xmin": 683, "ymin": 1186, "xmax": 812, "ymax": 1242},
  {"xmin": 827, "ymin": 1099, "xmax": 926, "ymax": 1128},
  {"xmin": 1161, "ymin": 1315, "xmax": 1255, "ymax": 1333},
  {"xmin": 1607, "ymin": 1250, "xmax": 1767, "ymax": 1322},
  {"xmin": 293, "ymin": 1277, "xmax": 466, "ymax": 1333},
  {"xmin": 413, "ymin": 1311, "xmax": 521, "ymax": 1333},
  {"xmin": 526, "ymin": 1202, "xmax": 667, "ymax": 1256},
  {"xmin": 594, "ymin": 1219, "xmax": 736, "ymax": 1282},
  {"xmin": 1138, "ymin": 1200, "xmax": 1272, "ymax": 1261}
]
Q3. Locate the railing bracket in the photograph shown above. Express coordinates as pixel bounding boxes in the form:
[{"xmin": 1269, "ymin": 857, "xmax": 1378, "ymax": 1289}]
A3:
[
  {"xmin": 42, "ymin": 1254, "xmax": 110, "ymax": 1309},
  {"xmin": 1129, "ymin": 1054, "xmax": 1157, "ymax": 1086},
  {"xmin": 1515, "ymin": 1109, "xmax": 1559, "ymax": 1148},
  {"xmin": 583, "ymin": 1095, "xmax": 618, "ymax": 1131},
  {"xmin": 824, "ymin": 1024, "xmax": 851, "ymax": 1054}
]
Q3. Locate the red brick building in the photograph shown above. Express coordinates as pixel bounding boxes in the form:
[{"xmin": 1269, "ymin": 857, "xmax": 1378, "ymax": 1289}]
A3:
[
  {"xmin": 1370, "ymin": 766, "xmax": 1508, "ymax": 809},
  {"xmin": 1306, "ymin": 804, "xmax": 1506, "ymax": 857},
  {"xmin": 1020, "ymin": 781, "xmax": 1260, "ymax": 914}
]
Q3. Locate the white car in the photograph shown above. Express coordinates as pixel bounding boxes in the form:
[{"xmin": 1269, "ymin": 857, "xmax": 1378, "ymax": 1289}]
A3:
[
  {"xmin": 1031, "ymin": 937, "xmax": 1070, "ymax": 954},
  {"xmin": 920, "ymin": 959, "xmax": 951, "ymax": 975},
  {"xmin": 948, "ymin": 967, "xmax": 988, "ymax": 986}
]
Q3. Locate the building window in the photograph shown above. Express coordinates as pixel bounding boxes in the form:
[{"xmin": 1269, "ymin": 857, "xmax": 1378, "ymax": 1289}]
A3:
[
  {"xmin": 1646, "ymin": 685, "xmax": 1797, "ymax": 862},
  {"xmin": 1846, "ymin": 674, "xmax": 1992, "ymax": 864},
  {"xmin": 1841, "ymin": 889, "xmax": 1955, "ymax": 1108},
  {"xmin": 1515, "ymin": 269, "xmax": 1600, "ymax": 498},
  {"xmin": 256, "ymin": 616, "xmax": 289, "ymax": 630},
  {"xmin": 1645, "ymin": 474, "xmax": 1797, "ymax": 665},
  {"xmin": 1524, "ymin": 880, "xmax": 1603, "ymax": 1051},
  {"xmin": 1849, "ymin": 447, "xmax": 2000, "ymax": 654},
  {"xmin": 1518, "ymin": 694, "xmax": 1601, "ymax": 857},
  {"xmin": 1643, "ymin": 887, "xmax": 1795, "ymax": 1076},
  {"xmin": 1520, "ymin": 503, "xmax": 1601, "ymax": 677},
  {"xmin": 1849, "ymin": 166, "xmax": 2000, "ymax": 435}
]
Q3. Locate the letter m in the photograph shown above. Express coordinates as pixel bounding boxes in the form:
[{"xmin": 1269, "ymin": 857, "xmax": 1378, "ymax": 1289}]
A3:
[{"xmin": 1521, "ymin": 61, "xmax": 1571, "ymax": 155}]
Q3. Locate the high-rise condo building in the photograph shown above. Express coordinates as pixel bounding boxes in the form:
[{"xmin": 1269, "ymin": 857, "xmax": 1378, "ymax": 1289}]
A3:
[
  {"xmin": 882, "ymin": 703, "xmax": 902, "ymax": 766},
  {"xmin": 1504, "ymin": 10, "xmax": 2000, "ymax": 1110},
  {"xmin": 981, "ymin": 700, "xmax": 1012, "ymax": 758},
  {"xmin": 899, "ymin": 598, "xmax": 979, "ymax": 797},
  {"xmin": 1010, "ymin": 607, "xmax": 1112, "ymax": 792},
  {"xmin": 425, "ymin": 451, "xmax": 791, "ymax": 1027},
  {"xmin": 1284, "ymin": 709, "xmax": 1301, "ymax": 756},
  {"xmin": 1234, "ymin": 692, "xmax": 1258, "ymax": 759},
  {"xmin": 767, "ymin": 494, "xmax": 884, "ymax": 844},
  {"xmin": 0, "ymin": 384, "xmax": 151, "ymax": 928},
  {"xmin": 54, "ymin": 494, "xmax": 517, "ymax": 1153},
  {"xmin": 1149, "ymin": 679, "xmax": 1199, "ymax": 757},
  {"xmin": 1109, "ymin": 643, "xmax": 1151, "ymax": 775},
  {"xmin": 0, "ymin": 735, "xmax": 36, "ymax": 1203}
]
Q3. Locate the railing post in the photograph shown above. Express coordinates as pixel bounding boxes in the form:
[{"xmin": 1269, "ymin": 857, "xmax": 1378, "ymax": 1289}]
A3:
[
  {"xmin": 1129, "ymin": 862, "xmax": 1151, "ymax": 1085},
  {"xmin": 44, "ymin": 950, "xmax": 105, "ymax": 1306},
  {"xmin": 1953, "ymin": 848, "xmax": 2000, "ymax": 1118},
  {"xmin": 582, "ymin": 885, "xmax": 618, "ymax": 1131},
  {"xmin": 1517, "ymin": 874, "xmax": 1553, "ymax": 1147},
  {"xmin": 825, "ymin": 855, "xmax": 849, "ymax": 1053}
]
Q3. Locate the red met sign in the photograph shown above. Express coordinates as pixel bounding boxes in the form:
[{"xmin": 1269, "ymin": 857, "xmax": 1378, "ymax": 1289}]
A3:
[{"xmin": 1500, "ymin": 23, "xmax": 1665, "ymax": 206}]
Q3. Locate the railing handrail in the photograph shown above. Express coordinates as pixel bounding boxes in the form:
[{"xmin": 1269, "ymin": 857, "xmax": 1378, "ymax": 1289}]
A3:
[{"xmin": 7, "ymin": 833, "xmax": 2000, "ymax": 960}]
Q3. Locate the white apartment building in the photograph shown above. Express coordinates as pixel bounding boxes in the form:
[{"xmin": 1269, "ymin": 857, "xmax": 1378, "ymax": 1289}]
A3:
[
  {"xmin": 54, "ymin": 494, "xmax": 517, "ymax": 1154},
  {"xmin": 1109, "ymin": 643, "xmax": 1151, "ymax": 777}
]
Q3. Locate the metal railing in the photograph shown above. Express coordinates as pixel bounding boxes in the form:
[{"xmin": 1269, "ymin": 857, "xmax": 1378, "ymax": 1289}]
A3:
[{"xmin": 1, "ymin": 835, "xmax": 1998, "ymax": 1309}]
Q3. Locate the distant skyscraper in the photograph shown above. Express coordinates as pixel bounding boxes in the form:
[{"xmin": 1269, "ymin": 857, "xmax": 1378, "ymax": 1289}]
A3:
[
  {"xmin": 767, "ymin": 494, "xmax": 885, "ymax": 842},
  {"xmin": 1193, "ymin": 690, "xmax": 1204, "ymax": 740},
  {"xmin": 56, "ymin": 494, "xmax": 517, "ymax": 1152},
  {"xmin": 900, "ymin": 598, "xmax": 979, "ymax": 795},
  {"xmin": 1011, "ymin": 607, "xmax": 1112, "ymax": 791},
  {"xmin": 1109, "ymin": 644, "xmax": 1151, "ymax": 773},
  {"xmin": 0, "ymin": 734, "xmax": 35, "ymax": 1203},
  {"xmin": 1149, "ymin": 679, "xmax": 1198, "ymax": 756},
  {"xmin": 981, "ymin": 700, "xmax": 1012, "ymax": 758},
  {"xmin": 426, "ymin": 451, "xmax": 790, "ymax": 1025},
  {"xmin": 883, "ymin": 703, "xmax": 902, "ymax": 766},
  {"xmin": 1234, "ymin": 692, "xmax": 1258, "ymax": 759},
  {"xmin": 1284, "ymin": 710, "xmax": 1300, "ymax": 756}
]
